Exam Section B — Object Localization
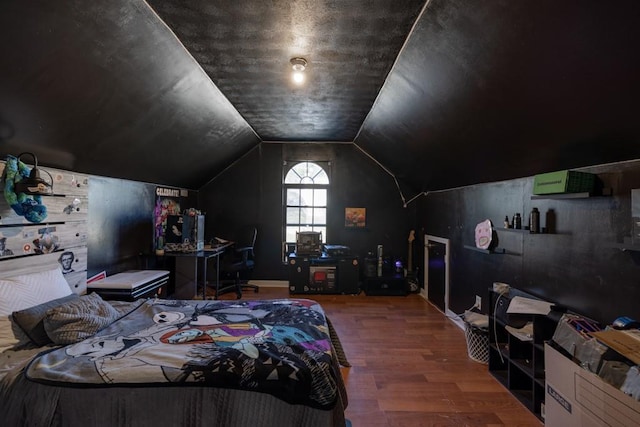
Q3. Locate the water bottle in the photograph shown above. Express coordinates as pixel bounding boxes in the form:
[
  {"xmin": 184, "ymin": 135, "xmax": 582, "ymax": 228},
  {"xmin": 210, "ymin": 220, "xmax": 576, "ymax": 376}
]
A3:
[
  {"xmin": 530, "ymin": 207, "xmax": 540, "ymax": 233},
  {"xmin": 514, "ymin": 213, "xmax": 522, "ymax": 230}
]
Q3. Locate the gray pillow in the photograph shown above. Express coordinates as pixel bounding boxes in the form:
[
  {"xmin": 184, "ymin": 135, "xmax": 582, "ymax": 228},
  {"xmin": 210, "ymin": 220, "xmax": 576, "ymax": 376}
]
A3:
[
  {"xmin": 12, "ymin": 293, "xmax": 79, "ymax": 346},
  {"xmin": 44, "ymin": 293, "xmax": 120, "ymax": 345}
]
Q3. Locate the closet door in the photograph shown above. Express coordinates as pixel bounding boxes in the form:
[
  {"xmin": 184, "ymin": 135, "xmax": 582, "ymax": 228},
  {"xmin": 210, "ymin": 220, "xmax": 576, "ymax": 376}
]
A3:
[{"xmin": 426, "ymin": 239, "xmax": 446, "ymax": 312}]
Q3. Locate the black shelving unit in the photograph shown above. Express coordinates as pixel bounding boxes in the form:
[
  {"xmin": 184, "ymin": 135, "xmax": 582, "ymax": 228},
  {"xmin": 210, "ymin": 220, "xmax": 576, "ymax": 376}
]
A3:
[
  {"xmin": 530, "ymin": 192, "xmax": 592, "ymax": 200},
  {"xmin": 499, "ymin": 227, "xmax": 552, "ymax": 235},
  {"xmin": 463, "ymin": 245, "xmax": 506, "ymax": 254},
  {"xmin": 488, "ymin": 288, "xmax": 559, "ymax": 421},
  {"xmin": 530, "ymin": 187, "xmax": 612, "ymax": 200}
]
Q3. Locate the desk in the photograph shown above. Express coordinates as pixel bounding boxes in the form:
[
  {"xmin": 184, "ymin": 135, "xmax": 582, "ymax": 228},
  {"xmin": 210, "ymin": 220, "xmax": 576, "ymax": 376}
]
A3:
[{"xmin": 165, "ymin": 242, "xmax": 233, "ymax": 299}]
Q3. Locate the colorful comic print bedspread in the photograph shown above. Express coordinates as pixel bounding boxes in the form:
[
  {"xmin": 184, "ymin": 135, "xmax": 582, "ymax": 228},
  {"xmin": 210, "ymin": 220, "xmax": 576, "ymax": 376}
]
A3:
[{"xmin": 25, "ymin": 299, "xmax": 343, "ymax": 410}]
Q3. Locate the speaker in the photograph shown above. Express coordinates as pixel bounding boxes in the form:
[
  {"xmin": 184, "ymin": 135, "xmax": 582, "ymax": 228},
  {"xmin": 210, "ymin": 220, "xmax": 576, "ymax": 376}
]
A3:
[
  {"xmin": 338, "ymin": 258, "xmax": 360, "ymax": 294},
  {"xmin": 288, "ymin": 257, "xmax": 310, "ymax": 293},
  {"xmin": 364, "ymin": 275, "xmax": 407, "ymax": 296}
]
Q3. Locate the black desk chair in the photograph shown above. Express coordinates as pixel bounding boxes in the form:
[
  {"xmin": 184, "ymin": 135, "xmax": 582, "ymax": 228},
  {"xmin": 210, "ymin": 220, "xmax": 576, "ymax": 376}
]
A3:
[{"xmin": 217, "ymin": 226, "xmax": 259, "ymax": 299}]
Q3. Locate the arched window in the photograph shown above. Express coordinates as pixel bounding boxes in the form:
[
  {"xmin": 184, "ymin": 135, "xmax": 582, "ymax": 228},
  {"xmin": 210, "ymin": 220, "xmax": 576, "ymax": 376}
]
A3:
[{"xmin": 283, "ymin": 161, "xmax": 329, "ymax": 252}]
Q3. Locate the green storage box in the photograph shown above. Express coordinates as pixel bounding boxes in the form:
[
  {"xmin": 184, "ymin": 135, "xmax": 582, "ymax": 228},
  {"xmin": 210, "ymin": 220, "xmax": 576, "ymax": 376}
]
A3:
[{"xmin": 533, "ymin": 170, "xmax": 596, "ymax": 195}]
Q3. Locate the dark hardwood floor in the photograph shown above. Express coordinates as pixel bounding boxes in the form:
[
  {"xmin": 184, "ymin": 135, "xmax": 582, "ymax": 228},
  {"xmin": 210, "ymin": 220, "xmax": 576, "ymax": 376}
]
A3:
[{"xmin": 213, "ymin": 286, "xmax": 543, "ymax": 427}]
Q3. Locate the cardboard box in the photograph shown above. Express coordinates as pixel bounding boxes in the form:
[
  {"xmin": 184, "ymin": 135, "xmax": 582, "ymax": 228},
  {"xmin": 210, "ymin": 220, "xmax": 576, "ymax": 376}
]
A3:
[
  {"xmin": 545, "ymin": 343, "xmax": 640, "ymax": 427},
  {"xmin": 591, "ymin": 329, "xmax": 640, "ymax": 365},
  {"xmin": 533, "ymin": 170, "xmax": 596, "ymax": 195}
]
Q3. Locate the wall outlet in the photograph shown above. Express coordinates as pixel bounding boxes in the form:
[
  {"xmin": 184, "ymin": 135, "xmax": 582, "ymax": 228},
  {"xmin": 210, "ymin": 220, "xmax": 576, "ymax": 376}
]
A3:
[{"xmin": 475, "ymin": 295, "xmax": 482, "ymax": 310}]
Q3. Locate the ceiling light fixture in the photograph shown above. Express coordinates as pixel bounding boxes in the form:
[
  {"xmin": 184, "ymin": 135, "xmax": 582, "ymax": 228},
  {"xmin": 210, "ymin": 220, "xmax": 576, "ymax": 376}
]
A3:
[{"xmin": 290, "ymin": 57, "xmax": 307, "ymax": 85}]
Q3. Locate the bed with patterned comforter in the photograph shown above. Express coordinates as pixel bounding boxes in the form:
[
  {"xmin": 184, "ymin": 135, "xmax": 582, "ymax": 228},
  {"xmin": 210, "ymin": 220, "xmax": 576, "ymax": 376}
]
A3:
[{"xmin": 0, "ymin": 297, "xmax": 349, "ymax": 426}]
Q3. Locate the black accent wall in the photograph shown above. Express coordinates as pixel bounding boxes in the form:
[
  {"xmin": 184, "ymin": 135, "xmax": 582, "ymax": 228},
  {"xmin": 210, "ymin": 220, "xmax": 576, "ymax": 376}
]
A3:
[
  {"xmin": 86, "ymin": 149, "xmax": 639, "ymax": 325},
  {"xmin": 419, "ymin": 160, "xmax": 640, "ymax": 324},
  {"xmin": 87, "ymin": 176, "xmax": 197, "ymax": 277},
  {"xmin": 198, "ymin": 143, "xmax": 418, "ymax": 282}
]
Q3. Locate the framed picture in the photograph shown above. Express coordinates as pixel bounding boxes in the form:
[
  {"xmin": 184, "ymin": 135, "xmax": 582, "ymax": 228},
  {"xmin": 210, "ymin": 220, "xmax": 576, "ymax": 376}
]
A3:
[{"xmin": 345, "ymin": 207, "xmax": 366, "ymax": 228}]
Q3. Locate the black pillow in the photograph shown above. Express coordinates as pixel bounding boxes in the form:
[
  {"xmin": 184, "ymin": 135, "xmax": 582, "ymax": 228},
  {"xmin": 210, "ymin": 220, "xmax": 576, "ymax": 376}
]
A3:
[{"xmin": 12, "ymin": 293, "xmax": 79, "ymax": 346}]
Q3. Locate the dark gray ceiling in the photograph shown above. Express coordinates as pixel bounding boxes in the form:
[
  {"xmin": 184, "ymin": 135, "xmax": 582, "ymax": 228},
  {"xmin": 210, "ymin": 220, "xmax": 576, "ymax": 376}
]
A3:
[
  {"xmin": 1, "ymin": 0, "xmax": 640, "ymax": 191},
  {"xmin": 146, "ymin": 0, "xmax": 426, "ymax": 142}
]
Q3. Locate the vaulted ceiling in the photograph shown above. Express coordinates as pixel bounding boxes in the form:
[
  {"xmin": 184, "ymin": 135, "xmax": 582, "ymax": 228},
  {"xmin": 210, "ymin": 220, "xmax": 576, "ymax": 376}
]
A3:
[{"xmin": 1, "ymin": 0, "xmax": 640, "ymax": 191}]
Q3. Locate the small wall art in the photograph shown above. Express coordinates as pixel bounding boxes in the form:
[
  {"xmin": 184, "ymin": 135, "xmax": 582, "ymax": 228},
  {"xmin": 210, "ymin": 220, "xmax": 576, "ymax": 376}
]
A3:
[{"xmin": 345, "ymin": 207, "xmax": 366, "ymax": 228}]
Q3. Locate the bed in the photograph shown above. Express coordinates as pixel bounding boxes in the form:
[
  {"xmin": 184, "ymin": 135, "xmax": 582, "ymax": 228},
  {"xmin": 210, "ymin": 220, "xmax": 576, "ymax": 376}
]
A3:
[{"xmin": 0, "ymin": 267, "xmax": 349, "ymax": 426}]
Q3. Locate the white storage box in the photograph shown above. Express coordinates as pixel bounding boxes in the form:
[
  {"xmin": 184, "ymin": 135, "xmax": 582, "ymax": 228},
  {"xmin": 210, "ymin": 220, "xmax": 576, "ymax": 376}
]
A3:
[
  {"xmin": 545, "ymin": 343, "xmax": 640, "ymax": 426},
  {"xmin": 87, "ymin": 270, "xmax": 170, "ymax": 301}
]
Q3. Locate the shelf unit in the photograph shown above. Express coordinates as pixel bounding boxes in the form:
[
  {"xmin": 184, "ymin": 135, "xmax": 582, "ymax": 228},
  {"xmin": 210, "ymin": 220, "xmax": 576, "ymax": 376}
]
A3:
[
  {"xmin": 463, "ymin": 245, "xmax": 506, "ymax": 254},
  {"xmin": 531, "ymin": 192, "xmax": 591, "ymax": 200},
  {"xmin": 463, "ymin": 225, "xmax": 554, "ymax": 256},
  {"xmin": 488, "ymin": 288, "xmax": 559, "ymax": 421},
  {"xmin": 499, "ymin": 227, "xmax": 551, "ymax": 235},
  {"xmin": 530, "ymin": 187, "xmax": 611, "ymax": 200}
]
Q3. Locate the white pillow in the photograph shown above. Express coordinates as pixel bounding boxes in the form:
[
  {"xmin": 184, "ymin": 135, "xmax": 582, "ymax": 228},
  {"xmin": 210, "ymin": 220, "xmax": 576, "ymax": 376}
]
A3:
[
  {"xmin": 0, "ymin": 267, "xmax": 73, "ymax": 317},
  {"xmin": 0, "ymin": 267, "xmax": 72, "ymax": 351},
  {"xmin": 0, "ymin": 317, "xmax": 19, "ymax": 353}
]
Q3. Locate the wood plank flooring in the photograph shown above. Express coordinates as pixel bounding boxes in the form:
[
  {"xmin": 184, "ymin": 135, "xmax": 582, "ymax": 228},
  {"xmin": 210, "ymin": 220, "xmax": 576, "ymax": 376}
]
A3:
[{"xmin": 213, "ymin": 286, "xmax": 543, "ymax": 427}]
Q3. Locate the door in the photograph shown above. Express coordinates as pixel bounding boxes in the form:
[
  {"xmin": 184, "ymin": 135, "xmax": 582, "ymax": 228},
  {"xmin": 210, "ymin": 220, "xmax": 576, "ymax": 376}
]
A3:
[{"xmin": 425, "ymin": 235, "xmax": 448, "ymax": 313}]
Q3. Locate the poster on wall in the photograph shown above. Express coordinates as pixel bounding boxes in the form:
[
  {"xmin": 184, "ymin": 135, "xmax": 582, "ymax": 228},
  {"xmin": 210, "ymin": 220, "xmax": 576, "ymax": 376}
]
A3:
[
  {"xmin": 345, "ymin": 207, "xmax": 366, "ymax": 228},
  {"xmin": 154, "ymin": 187, "xmax": 187, "ymax": 253}
]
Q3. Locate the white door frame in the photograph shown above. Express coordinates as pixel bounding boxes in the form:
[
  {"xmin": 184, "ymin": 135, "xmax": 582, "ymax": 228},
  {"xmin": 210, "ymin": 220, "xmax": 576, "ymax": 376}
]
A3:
[{"xmin": 423, "ymin": 235, "xmax": 458, "ymax": 327}]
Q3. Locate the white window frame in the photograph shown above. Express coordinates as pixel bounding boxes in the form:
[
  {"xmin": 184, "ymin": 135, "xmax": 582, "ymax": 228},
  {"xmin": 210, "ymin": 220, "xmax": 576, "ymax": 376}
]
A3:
[{"xmin": 283, "ymin": 161, "xmax": 330, "ymax": 260}]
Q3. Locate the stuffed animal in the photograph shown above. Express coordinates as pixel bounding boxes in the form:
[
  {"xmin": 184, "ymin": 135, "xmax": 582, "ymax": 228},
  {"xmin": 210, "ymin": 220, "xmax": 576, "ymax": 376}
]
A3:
[{"xmin": 3, "ymin": 154, "xmax": 48, "ymax": 223}]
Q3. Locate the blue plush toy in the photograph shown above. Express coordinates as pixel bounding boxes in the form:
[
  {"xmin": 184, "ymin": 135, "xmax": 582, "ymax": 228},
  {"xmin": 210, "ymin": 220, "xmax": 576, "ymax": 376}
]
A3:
[{"xmin": 3, "ymin": 155, "xmax": 48, "ymax": 223}]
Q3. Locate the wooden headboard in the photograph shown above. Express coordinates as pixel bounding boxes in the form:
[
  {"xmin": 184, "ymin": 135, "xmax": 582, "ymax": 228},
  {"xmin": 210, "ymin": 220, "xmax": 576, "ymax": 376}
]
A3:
[{"xmin": 0, "ymin": 159, "xmax": 88, "ymax": 294}]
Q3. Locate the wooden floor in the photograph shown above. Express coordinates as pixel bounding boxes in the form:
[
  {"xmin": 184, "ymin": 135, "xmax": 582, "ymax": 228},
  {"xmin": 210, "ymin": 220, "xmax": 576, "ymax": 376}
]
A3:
[{"xmin": 213, "ymin": 286, "xmax": 543, "ymax": 427}]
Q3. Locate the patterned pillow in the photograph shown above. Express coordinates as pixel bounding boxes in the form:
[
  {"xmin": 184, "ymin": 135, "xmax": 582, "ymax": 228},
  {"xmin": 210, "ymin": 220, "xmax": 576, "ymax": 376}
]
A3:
[
  {"xmin": 44, "ymin": 293, "xmax": 120, "ymax": 345},
  {"xmin": 12, "ymin": 294, "xmax": 79, "ymax": 346}
]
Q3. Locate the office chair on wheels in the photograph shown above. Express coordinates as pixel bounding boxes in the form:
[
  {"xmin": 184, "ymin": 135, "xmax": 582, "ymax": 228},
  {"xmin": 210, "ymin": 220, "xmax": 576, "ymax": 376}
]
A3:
[{"xmin": 217, "ymin": 226, "xmax": 259, "ymax": 299}]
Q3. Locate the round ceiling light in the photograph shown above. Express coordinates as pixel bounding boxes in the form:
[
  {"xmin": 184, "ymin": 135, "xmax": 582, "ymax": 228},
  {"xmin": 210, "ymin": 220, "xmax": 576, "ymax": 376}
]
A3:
[
  {"xmin": 290, "ymin": 57, "xmax": 307, "ymax": 72},
  {"xmin": 290, "ymin": 57, "xmax": 307, "ymax": 85}
]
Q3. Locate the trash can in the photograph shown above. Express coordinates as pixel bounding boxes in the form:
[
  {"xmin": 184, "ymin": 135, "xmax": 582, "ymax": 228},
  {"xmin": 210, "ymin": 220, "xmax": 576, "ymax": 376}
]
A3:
[{"xmin": 463, "ymin": 310, "xmax": 489, "ymax": 364}]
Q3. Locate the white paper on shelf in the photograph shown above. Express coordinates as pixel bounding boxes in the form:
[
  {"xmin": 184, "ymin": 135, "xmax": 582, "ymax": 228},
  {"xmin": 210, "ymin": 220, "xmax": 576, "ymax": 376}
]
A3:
[
  {"xmin": 506, "ymin": 295, "xmax": 552, "ymax": 315},
  {"xmin": 505, "ymin": 322, "xmax": 534, "ymax": 341}
]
